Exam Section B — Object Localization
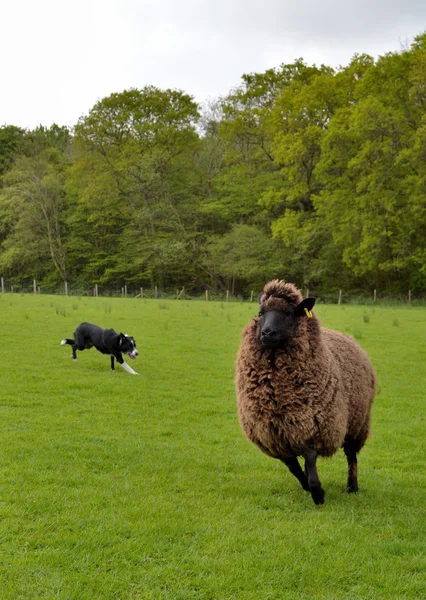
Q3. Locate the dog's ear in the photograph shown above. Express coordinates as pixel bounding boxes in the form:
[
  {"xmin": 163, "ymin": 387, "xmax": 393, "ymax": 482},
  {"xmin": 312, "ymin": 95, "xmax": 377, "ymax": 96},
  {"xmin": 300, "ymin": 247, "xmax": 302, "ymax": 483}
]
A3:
[{"xmin": 119, "ymin": 333, "xmax": 126, "ymax": 346}]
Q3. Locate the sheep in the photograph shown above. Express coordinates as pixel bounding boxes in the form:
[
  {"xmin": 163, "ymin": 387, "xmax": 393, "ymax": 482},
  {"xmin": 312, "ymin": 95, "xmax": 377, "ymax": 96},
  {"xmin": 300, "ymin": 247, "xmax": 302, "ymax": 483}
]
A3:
[{"xmin": 235, "ymin": 279, "xmax": 377, "ymax": 505}]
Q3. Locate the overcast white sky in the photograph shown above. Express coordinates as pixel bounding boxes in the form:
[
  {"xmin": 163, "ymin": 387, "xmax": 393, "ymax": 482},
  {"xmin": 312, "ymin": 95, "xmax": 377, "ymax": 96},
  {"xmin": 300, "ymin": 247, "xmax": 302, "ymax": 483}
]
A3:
[{"xmin": 1, "ymin": 0, "xmax": 426, "ymax": 130}]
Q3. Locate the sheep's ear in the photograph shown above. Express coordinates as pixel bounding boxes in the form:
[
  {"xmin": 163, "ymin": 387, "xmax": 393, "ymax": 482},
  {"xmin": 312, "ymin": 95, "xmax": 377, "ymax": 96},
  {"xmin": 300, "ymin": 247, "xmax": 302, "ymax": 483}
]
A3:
[{"xmin": 295, "ymin": 297, "xmax": 316, "ymax": 318}]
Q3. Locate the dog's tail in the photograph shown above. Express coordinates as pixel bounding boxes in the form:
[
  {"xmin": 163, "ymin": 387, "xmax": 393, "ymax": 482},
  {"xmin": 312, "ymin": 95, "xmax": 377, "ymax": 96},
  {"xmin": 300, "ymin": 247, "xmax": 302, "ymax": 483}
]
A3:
[{"xmin": 61, "ymin": 338, "xmax": 74, "ymax": 346}]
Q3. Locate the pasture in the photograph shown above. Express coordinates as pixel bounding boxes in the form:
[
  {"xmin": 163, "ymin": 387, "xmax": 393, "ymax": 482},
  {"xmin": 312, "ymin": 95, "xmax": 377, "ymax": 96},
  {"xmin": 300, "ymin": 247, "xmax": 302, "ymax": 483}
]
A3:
[{"xmin": 0, "ymin": 293, "xmax": 424, "ymax": 599}]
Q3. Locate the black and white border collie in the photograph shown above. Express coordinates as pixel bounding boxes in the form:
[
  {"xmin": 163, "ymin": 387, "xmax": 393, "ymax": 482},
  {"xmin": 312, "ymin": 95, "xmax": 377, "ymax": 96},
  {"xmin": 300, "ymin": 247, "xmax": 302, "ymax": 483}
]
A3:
[{"xmin": 61, "ymin": 322, "xmax": 138, "ymax": 374}]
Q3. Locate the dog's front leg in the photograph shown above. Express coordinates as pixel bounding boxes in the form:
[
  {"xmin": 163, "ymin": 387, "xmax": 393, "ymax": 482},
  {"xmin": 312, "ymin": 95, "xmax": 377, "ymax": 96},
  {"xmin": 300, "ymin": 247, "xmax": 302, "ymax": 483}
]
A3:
[
  {"xmin": 120, "ymin": 361, "xmax": 138, "ymax": 375},
  {"xmin": 116, "ymin": 356, "xmax": 138, "ymax": 375},
  {"xmin": 110, "ymin": 356, "xmax": 115, "ymax": 370}
]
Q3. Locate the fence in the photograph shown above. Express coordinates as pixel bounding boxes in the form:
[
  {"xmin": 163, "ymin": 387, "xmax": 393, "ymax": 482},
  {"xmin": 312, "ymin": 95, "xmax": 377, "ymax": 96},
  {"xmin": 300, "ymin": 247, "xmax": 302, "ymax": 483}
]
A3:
[{"xmin": 0, "ymin": 277, "xmax": 423, "ymax": 305}]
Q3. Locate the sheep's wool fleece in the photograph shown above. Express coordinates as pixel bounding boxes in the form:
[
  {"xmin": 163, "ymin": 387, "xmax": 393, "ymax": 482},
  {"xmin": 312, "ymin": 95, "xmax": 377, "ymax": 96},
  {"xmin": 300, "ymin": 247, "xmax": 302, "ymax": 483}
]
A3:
[{"xmin": 236, "ymin": 280, "xmax": 377, "ymax": 459}]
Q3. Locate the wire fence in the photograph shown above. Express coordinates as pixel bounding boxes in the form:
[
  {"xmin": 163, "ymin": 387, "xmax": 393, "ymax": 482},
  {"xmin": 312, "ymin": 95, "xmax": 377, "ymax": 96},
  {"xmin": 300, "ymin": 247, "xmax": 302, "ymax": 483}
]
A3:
[{"xmin": 1, "ymin": 277, "xmax": 425, "ymax": 306}]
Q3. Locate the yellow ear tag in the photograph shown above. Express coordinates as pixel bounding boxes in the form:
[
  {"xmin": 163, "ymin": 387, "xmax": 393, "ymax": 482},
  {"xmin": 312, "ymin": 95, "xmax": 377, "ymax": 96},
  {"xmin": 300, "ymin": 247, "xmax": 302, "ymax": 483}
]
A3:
[{"xmin": 304, "ymin": 307, "xmax": 313, "ymax": 318}]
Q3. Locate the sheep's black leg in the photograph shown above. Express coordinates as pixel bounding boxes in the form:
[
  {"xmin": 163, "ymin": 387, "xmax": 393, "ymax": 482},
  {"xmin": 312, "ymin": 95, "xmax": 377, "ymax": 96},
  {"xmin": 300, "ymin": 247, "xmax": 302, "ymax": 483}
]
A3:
[
  {"xmin": 343, "ymin": 436, "xmax": 359, "ymax": 493},
  {"xmin": 343, "ymin": 416, "xmax": 371, "ymax": 493},
  {"xmin": 281, "ymin": 457, "xmax": 310, "ymax": 491},
  {"xmin": 303, "ymin": 449, "xmax": 325, "ymax": 505}
]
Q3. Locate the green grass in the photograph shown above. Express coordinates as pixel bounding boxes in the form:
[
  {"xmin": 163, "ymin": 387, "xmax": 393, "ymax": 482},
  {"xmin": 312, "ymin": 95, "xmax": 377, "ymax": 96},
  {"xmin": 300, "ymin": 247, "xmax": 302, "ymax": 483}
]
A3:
[{"xmin": 0, "ymin": 294, "xmax": 425, "ymax": 599}]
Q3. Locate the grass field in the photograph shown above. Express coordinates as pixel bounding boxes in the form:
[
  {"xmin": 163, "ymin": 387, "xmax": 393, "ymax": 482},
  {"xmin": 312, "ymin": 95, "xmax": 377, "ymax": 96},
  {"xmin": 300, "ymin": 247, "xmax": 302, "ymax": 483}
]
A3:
[{"xmin": 0, "ymin": 293, "xmax": 425, "ymax": 599}]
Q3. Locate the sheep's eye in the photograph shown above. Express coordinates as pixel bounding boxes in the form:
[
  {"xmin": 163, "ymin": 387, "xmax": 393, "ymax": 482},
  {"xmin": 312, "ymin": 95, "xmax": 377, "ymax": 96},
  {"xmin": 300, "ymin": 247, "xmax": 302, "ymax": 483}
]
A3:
[{"xmin": 258, "ymin": 309, "xmax": 264, "ymax": 317}]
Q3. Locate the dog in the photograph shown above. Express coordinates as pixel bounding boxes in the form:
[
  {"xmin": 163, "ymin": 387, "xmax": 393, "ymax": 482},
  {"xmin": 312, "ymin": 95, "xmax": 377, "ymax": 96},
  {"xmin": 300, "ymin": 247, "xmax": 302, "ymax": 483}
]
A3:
[{"xmin": 61, "ymin": 322, "xmax": 138, "ymax": 374}]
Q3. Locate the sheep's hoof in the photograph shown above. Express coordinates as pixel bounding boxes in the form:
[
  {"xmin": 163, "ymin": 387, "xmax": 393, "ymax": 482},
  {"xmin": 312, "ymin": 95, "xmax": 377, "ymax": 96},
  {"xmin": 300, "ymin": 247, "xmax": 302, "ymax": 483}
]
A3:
[
  {"xmin": 311, "ymin": 486, "xmax": 325, "ymax": 505},
  {"xmin": 347, "ymin": 482, "xmax": 359, "ymax": 494}
]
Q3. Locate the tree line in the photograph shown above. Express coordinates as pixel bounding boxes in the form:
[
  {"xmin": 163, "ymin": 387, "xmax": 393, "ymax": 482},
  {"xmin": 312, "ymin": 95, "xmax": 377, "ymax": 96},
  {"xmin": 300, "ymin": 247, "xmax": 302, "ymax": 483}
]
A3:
[{"xmin": 1, "ymin": 33, "xmax": 425, "ymax": 297}]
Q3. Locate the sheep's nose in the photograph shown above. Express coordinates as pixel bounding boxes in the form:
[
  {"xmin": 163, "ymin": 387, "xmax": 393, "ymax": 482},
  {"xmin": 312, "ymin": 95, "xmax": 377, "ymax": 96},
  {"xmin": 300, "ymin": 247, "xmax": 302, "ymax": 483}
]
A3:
[{"xmin": 261, "ymin": 328, "xmax": 276, "ymax": 338}]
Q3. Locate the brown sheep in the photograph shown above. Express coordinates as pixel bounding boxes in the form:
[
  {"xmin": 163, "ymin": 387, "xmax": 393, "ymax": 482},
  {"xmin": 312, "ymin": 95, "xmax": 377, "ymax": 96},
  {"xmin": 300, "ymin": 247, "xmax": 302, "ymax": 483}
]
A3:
[{"xmin": 235, "ymin": 279, "xmax": 377, "ymax": 505}]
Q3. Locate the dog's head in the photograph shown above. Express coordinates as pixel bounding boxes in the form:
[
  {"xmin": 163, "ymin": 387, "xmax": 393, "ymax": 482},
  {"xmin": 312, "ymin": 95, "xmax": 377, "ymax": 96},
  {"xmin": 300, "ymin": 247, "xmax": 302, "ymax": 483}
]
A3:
[{"xmin": 119, "ymin": 334, "xmax": 138, "ymax": 360}]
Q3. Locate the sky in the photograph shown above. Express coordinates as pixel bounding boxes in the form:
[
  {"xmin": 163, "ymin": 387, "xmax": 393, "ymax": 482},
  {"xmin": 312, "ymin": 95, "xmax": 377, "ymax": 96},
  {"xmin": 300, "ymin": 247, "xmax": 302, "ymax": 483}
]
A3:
[{"xmin": 1, "ymin": 0, "xmax": 426, "ymax": 130}]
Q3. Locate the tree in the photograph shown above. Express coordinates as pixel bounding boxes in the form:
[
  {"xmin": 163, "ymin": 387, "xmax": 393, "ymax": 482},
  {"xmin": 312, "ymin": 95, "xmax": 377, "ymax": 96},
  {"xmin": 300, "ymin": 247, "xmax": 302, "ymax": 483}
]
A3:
[
  {"xmin": 315, "ymin": 42, "xmax": 426, "ymax": 292},
  {"xmin": 0, "ymin": 125, "xmax": 25, "ymax": 178},
  {"xmin": 0, "ymin": 145, "xmax": 71, "ymax": 282},
  {"xmin": 203, "ymin": 224, "xmax": 287, "ymax": 293},
  {"xmin": 258, "ymin": 59, "xmax": 368, "ymax": 288},
  {"xmin": 68, "ymin": 87, "xmax": 202, "ymax": 287}
]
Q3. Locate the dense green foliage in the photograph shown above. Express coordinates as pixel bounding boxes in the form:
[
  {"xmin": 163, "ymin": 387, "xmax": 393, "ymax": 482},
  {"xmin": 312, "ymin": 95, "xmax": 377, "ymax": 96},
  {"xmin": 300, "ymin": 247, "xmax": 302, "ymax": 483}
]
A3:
[
  {"xmin": 0, "ymin": 294, "xmax": 425, "ymax": 599},
  {"xmin": 1, "ymin": 34, "xmax": 426, "ymax": 295}
]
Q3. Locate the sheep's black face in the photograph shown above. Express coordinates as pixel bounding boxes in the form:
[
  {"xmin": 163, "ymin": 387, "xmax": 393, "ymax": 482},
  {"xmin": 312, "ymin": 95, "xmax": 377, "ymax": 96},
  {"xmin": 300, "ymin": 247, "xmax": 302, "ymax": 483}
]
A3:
[
  {"xmin": 259, "ymin": 306, "xmax": 296, "ymax": 349},
  {"xmin": 258, "ymin": 296, "xmax": 316, "ymax": 349}
]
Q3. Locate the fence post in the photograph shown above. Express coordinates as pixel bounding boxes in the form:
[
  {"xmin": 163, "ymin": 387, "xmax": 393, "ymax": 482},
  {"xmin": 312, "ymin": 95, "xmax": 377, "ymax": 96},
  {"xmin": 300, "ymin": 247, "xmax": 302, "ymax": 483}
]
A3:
[
  {"xmin": 250, "ymin": 290, "xmax": 254, "ymax": 303},
  {"xmin": 33, "ymin": 279, "xmax": 37, "ymax": 294},
  {"xmin": 154, "ymin": 286, "xmax": 158, "ymax": 299},
  {"xmin": 408, "ymin": 289, "xmax": 411, "ymax": 303},
  {"xmin": 226, "ymin": 290, "xmax": 229, "ymax": 302},
  {"xmin": 65, "ymin": 281, "xmax": 68, "ymax": 296},
  {"xmin": 95, "ymin": 284, "xmax": 98, "ymax": 297},
  {"xmin": 206, "ymin": 290, "xmax": 209, "ymax": 302},
  {"xmin": 140, "ymin": 287, "xmax": 143, "ymax": 299},
  {"xmin": 1, "ymin": 277, "xmax": 4, "ymax": 293},
  {"xmin": 373, "ymin": 289, "xmax": 377, "ymax": 303},
  {"xmin": 338, "ymin": 290, "xmax": 342, "ymax": 305}
]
